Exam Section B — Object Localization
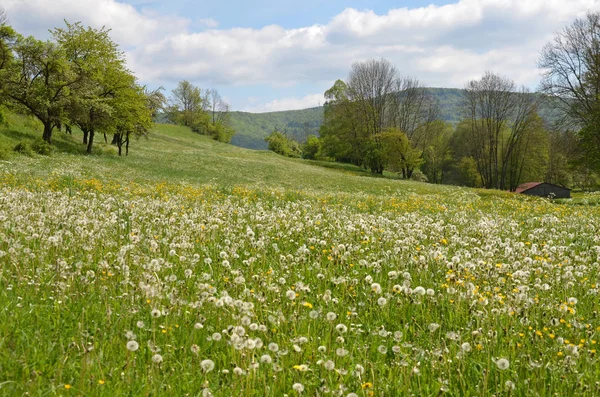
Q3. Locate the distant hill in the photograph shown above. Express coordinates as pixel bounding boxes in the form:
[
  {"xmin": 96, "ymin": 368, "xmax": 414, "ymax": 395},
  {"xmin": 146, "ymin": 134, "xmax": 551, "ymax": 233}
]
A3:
[
  {"xmin": 228, "ymin": 88, "xmax": 565, "ymax": 150},
  {"xmin": 229, "ymin": 107, "xmax": 324, "ymax": 150}
]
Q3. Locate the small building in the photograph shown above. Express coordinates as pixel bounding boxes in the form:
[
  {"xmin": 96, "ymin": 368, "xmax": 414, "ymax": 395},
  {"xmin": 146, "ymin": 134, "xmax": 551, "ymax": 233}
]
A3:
[{"xmin": 515, "ymin": 182, "xmax": 571, "ymax": 199}]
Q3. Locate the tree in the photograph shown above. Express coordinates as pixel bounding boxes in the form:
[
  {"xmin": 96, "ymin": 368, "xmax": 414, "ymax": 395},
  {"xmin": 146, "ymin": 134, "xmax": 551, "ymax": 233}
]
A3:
[
  {"xmin": 170, "ymin": 80, "xmax": 207, "ymax": 128},
  {"xmin": 265, "ymin": 130, "xmax": 301, "ymax": 157},
  {"xmin": 0, "ymin": 7, "xmax": 16, "ymax": 81},
  {"xmin": 302, "ymin": 135, "xmax": 321, "ymax": 160},
  {"xmin": 53, "ymin": 22, "xmax": 132, "ymax": 153},
  {"xmin": 462, "ymin": 72, "xmax": 539, "ymax": 190},
  {"xmin": 144, "ymin": 86, "xmax": 166, "ymax": 119},
  {"xmin": 321, "ymin": 60, "xmax": 439, "ymax": 175},
  {"xmin": 539, "ymin": 12, "xmax": 600, "ymax": 171},
  {"xmin": 421, "ymin": 121, "xmax": 453, "ymax": 184},
  {"xmin": 111, "ymin": 82, "xmax": 153, "ymax": 156},
  {"xmin": 379, "ymin": 128, "xmax": 422, "ymax": 178},
  {"xmin": 1, "ymin": 35, "xmax": 76, "ymax": 143},
  {"xmin": 206, "ymin": 89, "xmax": 235, "ymax": 142},
  {"xmin": 320, "ymin": 79, "xmax": 366, "ymax": 166}
]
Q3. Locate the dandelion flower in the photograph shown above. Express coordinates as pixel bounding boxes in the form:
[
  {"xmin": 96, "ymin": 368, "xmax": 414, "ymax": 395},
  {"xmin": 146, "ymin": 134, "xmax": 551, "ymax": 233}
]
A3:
[
  {"xmin": 126, "ymin": 340, "xmax": 139, "ymax": 352},
  {"xmin": 151, "ymin": 309, "xmax": 161, "ymax": 318},
  {"xmin": 496, "ymin": 358, "xmax": 510, "ymax": 370},
  {"xmin": 201, "ymin": 359, "xmax": 215, "ymax": 373},
  {"xmin": 326, "ymin": 312, "xmax": 337, "ymax": 321},
  {"xmin": 461, "ymin": 342, "xmax": 472, "ymax": 352},
  {"xmin": 413, "ymin": 286, "xmax": 426, "ymax": 296},
  {"xmin": 336, "ymin": 324, "xmax": 348, "ymax": 334},
  {"xmin": 260, "ymin": 354, "xmax": 272, "ymax": 364},
  {"xmin": 286, "ymin": 290, "xmax": 297, "ymax": 300},
  {"xmin": 152, "ymin": 354, "xmax": 163, "ymax": 363},
  {"xmin": 324, "ymin": 360, "xmax": 335, "ymax": 370},
  {"xmin": 428, "ymin": 323, "xmax": 440, "ymax": 332},
  {"xmin": 377, "ymin": 297, "xmax": 387, "ymax": 306},
  {"xmin": 292, "ymin": 383, "xmax": 304, "ymax": 393}
]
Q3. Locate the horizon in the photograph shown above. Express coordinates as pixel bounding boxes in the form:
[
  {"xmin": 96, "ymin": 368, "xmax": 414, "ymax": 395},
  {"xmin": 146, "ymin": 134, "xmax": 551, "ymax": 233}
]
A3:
[{"xmin": 3, "ymin": 0, "xmax": 599, "ymax": 113}]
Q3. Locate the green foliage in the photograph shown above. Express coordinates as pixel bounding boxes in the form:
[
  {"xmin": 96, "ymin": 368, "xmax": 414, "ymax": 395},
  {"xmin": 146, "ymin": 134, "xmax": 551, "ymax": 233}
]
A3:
[
  {"xmin": 458, "ymin": 156, "xmax": 481, "ymax": 187},
  {"xmin": 31, "ymin": 138, "xmax": 52, "ymax": 155},
  {"xmin": 302, "ymin": 135, "xmax": 322, "ymax": 160},
  {"xmin": 265, "ymin": 130, "xmax": 301, "ymax": 158},
  {"xmin": 13, "ymin": 141, "xmax": 32, "ymax": 156},
  {"xmin": 379, "ymin": 128, "xmax": 423, "ymax": 178}
]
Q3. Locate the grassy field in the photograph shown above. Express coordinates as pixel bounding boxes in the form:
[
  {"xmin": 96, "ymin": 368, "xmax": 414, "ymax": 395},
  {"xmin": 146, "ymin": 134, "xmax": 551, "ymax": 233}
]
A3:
[{"xmin": 1, "ymin": 115, "xmax": 600, "ymax": 396}]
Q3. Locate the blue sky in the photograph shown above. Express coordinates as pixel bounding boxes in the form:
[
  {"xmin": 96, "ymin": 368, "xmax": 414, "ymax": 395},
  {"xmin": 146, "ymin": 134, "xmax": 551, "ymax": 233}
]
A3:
[
  {"xmin": 124, "ymin": 0, "xmax": 457, "ymax": 30},
  {"xmin": 4, "ymin": 0, "xmax": 600, "ymax": 112}
]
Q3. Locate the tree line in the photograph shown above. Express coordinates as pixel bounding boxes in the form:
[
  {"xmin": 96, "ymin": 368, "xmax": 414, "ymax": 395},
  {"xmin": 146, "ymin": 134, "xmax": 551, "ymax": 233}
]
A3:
[{"xmin": 267, "ymin": 13, "xmax": 600, "ymax": 191}]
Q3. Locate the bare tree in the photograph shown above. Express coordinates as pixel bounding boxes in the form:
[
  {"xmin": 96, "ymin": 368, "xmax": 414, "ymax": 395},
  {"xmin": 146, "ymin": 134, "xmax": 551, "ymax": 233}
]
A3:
[
  {"xmin": 208, "ymin": 89, "xmax": 229, "ymax": 125},
  {"xmin": 539, "ymin": 12, "xmax": 600, "ymax": 170},
  {"xmin": 347, "ymin": 59, "xmax": 397, "ymax": 138},
  {"xmin": 463, "ymin": 72, "xmax": 538, "ymax": 190},
  {"xmin": 343, "ymin": 59, "xmax": 439, "ymax": 175},
  {"xmin": 390, "ymin": 77, "xmax": 439, "ymax": 149}
]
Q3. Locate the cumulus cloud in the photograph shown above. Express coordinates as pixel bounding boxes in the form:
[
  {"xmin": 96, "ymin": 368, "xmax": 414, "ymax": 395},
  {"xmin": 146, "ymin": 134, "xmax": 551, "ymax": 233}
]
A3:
[{"xmin": 3, "ymin": 0, "xmax": 600, "ymax": 110}]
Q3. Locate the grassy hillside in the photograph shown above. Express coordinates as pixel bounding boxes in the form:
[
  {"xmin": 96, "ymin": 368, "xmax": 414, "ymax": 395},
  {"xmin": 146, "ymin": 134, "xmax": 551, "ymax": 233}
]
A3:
[
  {"xmin": 0, "ymin": 113, "xmax": 457, "ymax": 195},
  {"xmin": 2, "ymin": 115, "xmax": 600, "ymax": 396},
  {"xmin": 229, "ymin": 88, "xmax": 565, "ymax": 149}
]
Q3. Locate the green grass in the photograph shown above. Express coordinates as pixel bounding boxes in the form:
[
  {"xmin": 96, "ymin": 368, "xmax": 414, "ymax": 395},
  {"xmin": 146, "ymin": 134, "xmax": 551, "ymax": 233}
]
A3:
[
  {"xmin": 1, "ymin": 115, "xmax": 600, "ymax": 396},
  {"xmin": 0, "ymin": 115, "xmax": 467, "ymax": 196}
]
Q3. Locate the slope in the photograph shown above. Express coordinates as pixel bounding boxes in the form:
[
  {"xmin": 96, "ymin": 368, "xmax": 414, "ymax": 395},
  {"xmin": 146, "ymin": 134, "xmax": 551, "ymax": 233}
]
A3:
[{"xmin": 1, "ymin": 113, "xmax": 471, "ymax": 197}]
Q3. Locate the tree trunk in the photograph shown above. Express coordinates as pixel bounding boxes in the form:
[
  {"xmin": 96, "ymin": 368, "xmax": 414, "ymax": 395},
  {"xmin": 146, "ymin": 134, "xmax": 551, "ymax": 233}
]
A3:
[
  {"xmin": 83, "ymin": 129, "xmax": 89, "ymax": 145},
  {"xmin": 86, "ymin": 130, "xmax": 95, "ymax": 154},
  {"xmin": 125, "ymin": 132, "xmax": 130, "ymax": 156},
  {"xmin": 66, "ymin": 125, "xmax": 72, "ymax": 135},
  {"xmin": 111, "ymin": 133, "xmax": 120, "ymax": 145},
  {"xmin": 42, "ymin": 122, "xmax": 53, "ymax": 144}
]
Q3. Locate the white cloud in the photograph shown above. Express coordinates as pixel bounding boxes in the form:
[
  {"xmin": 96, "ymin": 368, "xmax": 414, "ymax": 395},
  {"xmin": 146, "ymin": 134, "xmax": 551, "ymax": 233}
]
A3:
[
  {"xmin": 4, "ymin": 0, "xmax": 600, "ymax": 110},
  {"xmin": 244, "ymin": 93, "xmax": 325, "ymax": 113},
  {"xmin": 198, "ymin": 18, "xmax": 219, "ymax": 29}
]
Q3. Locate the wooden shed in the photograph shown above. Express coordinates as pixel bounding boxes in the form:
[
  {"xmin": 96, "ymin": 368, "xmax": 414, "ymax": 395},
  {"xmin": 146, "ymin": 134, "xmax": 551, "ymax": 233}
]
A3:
[{"xmin": 515, "ymin": 182, "xmax": 571, "ymax": 199}]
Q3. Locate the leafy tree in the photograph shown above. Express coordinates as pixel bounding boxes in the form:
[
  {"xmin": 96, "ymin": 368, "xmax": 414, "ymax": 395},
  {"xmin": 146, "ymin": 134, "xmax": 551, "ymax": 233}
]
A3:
[
  {"xmin": 111, "ymin": 82, "xmax": 153, "ymax": 156},
  {"xmin": 421, "ymin": 121, "xmax": 453, "ymax": 184},
  {"xmin": 265, "ymin": 130, "xmax": 301, "ymax": 157},
  {"xmin": 320, "ymin": 79, "xmax": 365, "ymax": 165},
  {"xmin": 0, "ymin": 7, "xmax": 16, "ymax": 87},
  {"xmin": 379, "ymin": 128, "xmax": 422, "ymax": 178},
  {"xmin": 302, "ymin": 135, "xmax": 321, "ymax": 160},
  {"xmin": 1, "ymin": 35, "xmax": 76, "ymax": 143},
  {"xmin": 170, "ymin": 80, "xmax": 207, "ymax": 128}
]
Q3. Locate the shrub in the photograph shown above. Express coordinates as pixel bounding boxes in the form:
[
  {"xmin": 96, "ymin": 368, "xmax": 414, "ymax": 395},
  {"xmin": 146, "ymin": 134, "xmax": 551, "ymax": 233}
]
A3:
[
  {"xmin": 31, "ymin": 138, "xmax": 53, "ymax": 156},
  {"xmin": 13, "ymin": 141, "xmax": 33, "ymax": 156},
  {"xmin": 265, "ymin": 130, "xmax": 302, "ymax": 158}
]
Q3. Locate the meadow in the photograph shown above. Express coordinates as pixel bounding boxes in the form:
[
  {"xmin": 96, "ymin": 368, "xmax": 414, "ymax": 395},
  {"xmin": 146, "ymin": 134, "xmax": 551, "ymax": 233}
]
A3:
[{"xmin": 1, "ymin": 117, "xmax": 600, "ymax": 396}]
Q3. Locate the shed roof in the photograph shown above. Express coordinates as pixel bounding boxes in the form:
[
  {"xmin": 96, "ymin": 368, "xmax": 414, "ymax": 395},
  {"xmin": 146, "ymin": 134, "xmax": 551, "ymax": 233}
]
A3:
[{"xmin": 515, "ymin": 182, "xmax": 571, "ymax": 194}]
